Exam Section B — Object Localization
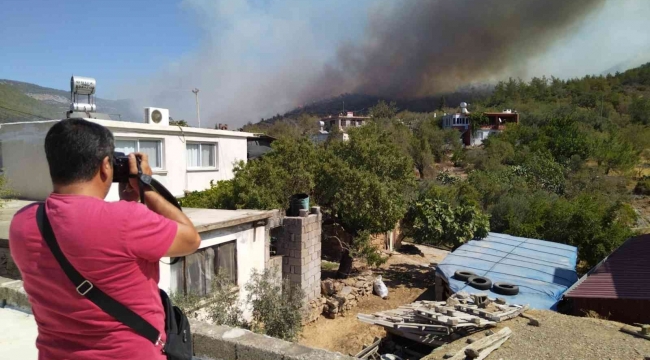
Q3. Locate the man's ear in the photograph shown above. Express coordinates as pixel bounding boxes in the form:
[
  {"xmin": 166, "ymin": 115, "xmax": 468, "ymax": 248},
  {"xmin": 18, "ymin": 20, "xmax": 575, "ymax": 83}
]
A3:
[{"xmin": 100, "ymin": 155, "xmax": 112, "ymax": 182}]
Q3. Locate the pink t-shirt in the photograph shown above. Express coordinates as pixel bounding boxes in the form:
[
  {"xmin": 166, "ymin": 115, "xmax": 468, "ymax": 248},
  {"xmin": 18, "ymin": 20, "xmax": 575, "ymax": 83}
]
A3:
[{"xmin": 9, "ymin": 194, "xmax": 177, "ymax": 360}]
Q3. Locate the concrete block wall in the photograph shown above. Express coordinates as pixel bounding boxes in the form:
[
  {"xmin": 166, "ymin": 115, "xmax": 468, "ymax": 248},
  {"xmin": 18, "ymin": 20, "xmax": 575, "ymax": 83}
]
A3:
[{"xmin": 275, "ymin": 207, "xmax": 322, "ymax": 304}]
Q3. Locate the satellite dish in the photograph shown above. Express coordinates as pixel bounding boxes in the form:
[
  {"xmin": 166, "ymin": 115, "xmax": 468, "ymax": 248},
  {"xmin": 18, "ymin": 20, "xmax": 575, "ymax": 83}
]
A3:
[
  {"xmin": 151, "ymin": 109, "xmax": 163, "ymax": 124},
  {"xmin": 460, "ymin": 102, "xmax": 468, "ymax": 108}
]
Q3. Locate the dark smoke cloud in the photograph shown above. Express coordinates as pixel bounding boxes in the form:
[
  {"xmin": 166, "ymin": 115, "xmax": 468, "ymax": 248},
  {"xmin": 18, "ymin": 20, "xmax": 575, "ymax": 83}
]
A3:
[{"xmin": 300, "ymin": 0, "xmax": 607, "ymax": 103}]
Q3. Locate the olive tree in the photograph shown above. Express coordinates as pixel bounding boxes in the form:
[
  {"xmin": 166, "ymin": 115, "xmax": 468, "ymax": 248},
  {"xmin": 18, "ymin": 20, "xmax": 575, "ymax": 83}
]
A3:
[{"xmin": 315, "ymin": 124, "xmax": 415, "ymax": 278}]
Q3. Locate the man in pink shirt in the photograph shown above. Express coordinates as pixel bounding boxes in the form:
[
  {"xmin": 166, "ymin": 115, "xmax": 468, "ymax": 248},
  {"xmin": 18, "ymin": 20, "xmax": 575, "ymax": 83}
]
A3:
[{"xmin": 10, "ymin": 118, "xmax": 201, "ymax": 359}]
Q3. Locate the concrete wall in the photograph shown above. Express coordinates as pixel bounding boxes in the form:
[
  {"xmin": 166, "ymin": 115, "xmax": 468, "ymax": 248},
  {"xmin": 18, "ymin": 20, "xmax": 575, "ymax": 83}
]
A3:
[
  {"xmin": 191, "ymin": 320, "xmax": 353, "ymax": 360},
  {"xmin": 275, "ymin": 207, "xmax": 322, "ymax": 305},
  {"xmin": 0, "ymin": 276, "xmax": 353, "ymax": 360},
  {"xmin": 0, "ymin": 119, "xmax": 251, "ymax": 201}
]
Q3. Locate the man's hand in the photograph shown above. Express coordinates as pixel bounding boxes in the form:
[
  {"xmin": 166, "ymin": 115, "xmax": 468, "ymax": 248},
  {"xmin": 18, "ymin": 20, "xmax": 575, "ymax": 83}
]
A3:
[
  {"xmin": 119, "ymin": 182, "xmax": 139, "ymax": 202},
  {"xmin": 127, "ymin": 152, "xmax": 153, "ymax": 198}
]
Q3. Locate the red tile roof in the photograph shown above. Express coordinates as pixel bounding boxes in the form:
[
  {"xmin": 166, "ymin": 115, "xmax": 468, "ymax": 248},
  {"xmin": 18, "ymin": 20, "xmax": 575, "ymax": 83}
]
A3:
[{"xmin": 565, "ymin": 234, "xmax": 650, "ymax": 300}]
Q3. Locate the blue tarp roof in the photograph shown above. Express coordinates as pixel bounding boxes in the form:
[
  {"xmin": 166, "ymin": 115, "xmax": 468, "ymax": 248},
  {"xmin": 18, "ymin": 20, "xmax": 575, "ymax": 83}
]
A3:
[{"xmin": 436, "ymin": 232, "xmax": 579, "ymax": 310}]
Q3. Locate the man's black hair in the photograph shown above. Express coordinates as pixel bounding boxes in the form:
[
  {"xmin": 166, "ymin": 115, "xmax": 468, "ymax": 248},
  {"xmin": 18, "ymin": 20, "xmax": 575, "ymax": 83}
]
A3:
[{"xmin": 44, "ymin": 118, "xmax": 115, "ymax": 185}]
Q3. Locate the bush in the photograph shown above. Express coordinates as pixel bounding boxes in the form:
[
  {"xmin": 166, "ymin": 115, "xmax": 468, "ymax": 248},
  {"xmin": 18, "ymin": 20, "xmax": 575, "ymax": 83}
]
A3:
[
  {"xmin": 245, "ymin": 269, "xmax": 305, "ymax": 341},
  {"xmin": 634, "ymin": 176, "xmax": 650, "ymax": 195},
  {"xmin": 172, "ymin": 268, "xmax": 305, "ymax": 342},
  {"xmin": 171, "ymin": 274, "xmax": 245, "ymax": 328},
  {"xmin": 436, "ymin": 170, "xmax": 459, "ymax": 185},
  {"xmin": 403, "ymin": 194, "xmax": 490, "ymax": 248}
]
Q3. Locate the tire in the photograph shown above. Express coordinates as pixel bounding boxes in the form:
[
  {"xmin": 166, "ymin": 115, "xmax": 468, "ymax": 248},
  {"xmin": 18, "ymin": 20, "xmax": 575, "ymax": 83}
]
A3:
[
  {"xmin": 493, "ymin": 282, "xmax": 519, "ymax": 296},
  {"xmin": 454, "ymin": 270, "xmax": 476, "ymax": 281},
  {"xmin": 467, "ymin": 276, "xmax": 492, "ymax": 290}
]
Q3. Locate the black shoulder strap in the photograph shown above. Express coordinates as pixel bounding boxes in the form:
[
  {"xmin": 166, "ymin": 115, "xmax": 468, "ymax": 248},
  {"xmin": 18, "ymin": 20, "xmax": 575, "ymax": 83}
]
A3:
[{"xmin": 35, "ymin": 203, "xmax": 162, "ymax": 345}]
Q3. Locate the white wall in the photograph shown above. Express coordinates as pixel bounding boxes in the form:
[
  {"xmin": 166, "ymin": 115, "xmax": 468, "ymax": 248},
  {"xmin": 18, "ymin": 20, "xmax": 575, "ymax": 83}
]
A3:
[
  {"xmin": 159, "ymin": 223, "xmax": 267, "ymax": 320},
  {"xmin": 0, "ymin": 119, "xmax": 251, "ymax": 201}
]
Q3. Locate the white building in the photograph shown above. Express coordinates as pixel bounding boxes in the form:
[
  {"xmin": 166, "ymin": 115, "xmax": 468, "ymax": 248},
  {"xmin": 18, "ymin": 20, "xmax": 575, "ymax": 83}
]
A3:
[
  {"xmin": 311, "ymin": 111, "xmax": 369, "ymax": 143},
  {"xmin": 442, "ymin": 103, "xmax": 519, "ymax": 146},
  {"xmin": 0, "ymin": 118, "xmax": 254, "ymax": 201}
]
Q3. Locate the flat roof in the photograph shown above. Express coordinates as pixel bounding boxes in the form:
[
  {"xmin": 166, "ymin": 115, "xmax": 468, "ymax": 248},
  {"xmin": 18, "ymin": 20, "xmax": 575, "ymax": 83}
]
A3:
[
  {"xmin": 0, "ymin": 119, "xmax": 256, "ymax": 139},
  {"xmin": 0, "ymin": 200, "xmax": 278, "ymax": 242}
]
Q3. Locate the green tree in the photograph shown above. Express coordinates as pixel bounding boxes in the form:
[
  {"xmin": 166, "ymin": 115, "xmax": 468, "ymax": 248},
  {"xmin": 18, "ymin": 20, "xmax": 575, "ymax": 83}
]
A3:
[
  {"xmin": 438, "ymin": 96, "xmax": 447, "ymax": 111},
  {"xmin": 315, "ymin": 124, "xmax": 415, "ymax": 277},
  {"xmin": 403, "ymin": 194, "xmax": 490, "ymax": 249},
  {"xmin": 629, "ymin": 96, "xmax": 650, "ymax": 125},
  {"xmin": 593, "ymin": 132, "xmax": 639, "ymax": 174},
  {"xmin": 369, "ymin": 100, "xmax": 398, "ymax": 119}
]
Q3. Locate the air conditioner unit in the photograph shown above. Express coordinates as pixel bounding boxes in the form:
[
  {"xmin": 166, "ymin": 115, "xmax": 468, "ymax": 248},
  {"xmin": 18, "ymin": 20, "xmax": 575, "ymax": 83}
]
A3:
[{"xmin": 144, "ymin": 107, "xmax": 170, "ymax": 126}]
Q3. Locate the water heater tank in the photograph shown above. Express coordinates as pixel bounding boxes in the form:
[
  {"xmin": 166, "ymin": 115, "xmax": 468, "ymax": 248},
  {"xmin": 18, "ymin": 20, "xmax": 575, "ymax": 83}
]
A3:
[
  {"xmin": 70, "ymin": 103, "xmax": 97, "ymax": 112},
  {"xmin": 70, "ymin": 76, "xmax": 96, "ymax": 95}
]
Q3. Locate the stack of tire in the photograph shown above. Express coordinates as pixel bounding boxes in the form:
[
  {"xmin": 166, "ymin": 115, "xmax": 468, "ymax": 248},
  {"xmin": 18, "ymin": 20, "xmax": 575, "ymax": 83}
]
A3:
[{"xmin": 453, "ymin": 270, "xmax": 519, "ymax": 296}]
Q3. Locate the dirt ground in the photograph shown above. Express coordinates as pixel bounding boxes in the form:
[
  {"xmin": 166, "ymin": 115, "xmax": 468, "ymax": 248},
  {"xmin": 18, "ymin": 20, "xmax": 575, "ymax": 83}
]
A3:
[
  {"xmin": 426, "ymin": 310, "xmax": 650, "ymax": 360},
  {"xmin": 299, "ymin": 243, "xmax": 449, "ymax": 356}
]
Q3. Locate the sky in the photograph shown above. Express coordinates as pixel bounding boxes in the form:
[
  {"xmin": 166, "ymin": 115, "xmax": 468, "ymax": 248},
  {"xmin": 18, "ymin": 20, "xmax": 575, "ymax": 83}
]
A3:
[{"xmin": 1, "ymin": 0, "xmax": 649, "ymax": 127}]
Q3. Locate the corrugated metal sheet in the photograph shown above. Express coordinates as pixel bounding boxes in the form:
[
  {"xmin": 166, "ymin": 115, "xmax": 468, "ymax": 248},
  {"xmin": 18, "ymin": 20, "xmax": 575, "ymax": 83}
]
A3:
[
  {"xmin": 566, "ymin": 235, "xmax": 650, "ymax": 300},
  {"xmin": 436, "ymin": 233, "xmax": 578, "ymax": 310}
]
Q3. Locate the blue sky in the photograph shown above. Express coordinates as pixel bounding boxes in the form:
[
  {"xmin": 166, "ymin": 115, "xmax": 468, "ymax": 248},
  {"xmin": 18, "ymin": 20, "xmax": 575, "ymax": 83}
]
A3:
[
  {"xmin": 0, "ymin": 0, "xmax": 200, "ymax": 94},
  {"xmin": 0, "ymin": 0, "xmax": 370, "ymax": 99}
]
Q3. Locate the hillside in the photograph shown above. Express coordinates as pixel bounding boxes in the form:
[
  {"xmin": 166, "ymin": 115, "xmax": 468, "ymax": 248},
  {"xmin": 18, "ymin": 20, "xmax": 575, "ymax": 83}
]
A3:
[
  {"xmin": 0, "ymin": 80, "xmax": 139, "ymax": 122},
  {"xmin": 264, "ymin": 86, "xmax": 493, "ymax": 125}
]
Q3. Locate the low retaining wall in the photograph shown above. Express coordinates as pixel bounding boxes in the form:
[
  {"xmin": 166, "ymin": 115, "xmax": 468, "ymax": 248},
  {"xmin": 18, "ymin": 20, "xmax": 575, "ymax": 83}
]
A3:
[
  {"xmin": 0, "ymin": 277, "xmax": 351, "ymax": 360},
  {"xmin": 0, "ymin": 245, "xmax": 21, "ymax": 280},
  {"xmin": 192, "ymin": 320, "xmax": 353, "ymax": 360}
]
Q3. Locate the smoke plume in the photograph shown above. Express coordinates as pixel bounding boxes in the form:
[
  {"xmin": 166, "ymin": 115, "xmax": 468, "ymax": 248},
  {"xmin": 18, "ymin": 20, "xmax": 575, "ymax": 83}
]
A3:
[
  {"xmin": 301, "ymin": 0, "xmax": 607, "ymax": 102},
  {"xmin": 128, "ymin": 0, "xmax": 610, "ymax": 127}
]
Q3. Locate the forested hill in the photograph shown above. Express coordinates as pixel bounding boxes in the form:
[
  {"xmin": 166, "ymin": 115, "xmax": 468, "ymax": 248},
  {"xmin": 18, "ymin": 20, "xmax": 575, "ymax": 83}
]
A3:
[
  {"xmin": 0, "ymin": 79, "xmax": 138, "ymax": 122},
  {"xmin": 258, "ymin": 62, "xmax": 650, "ymax": 127},
  {"xmin": 477, "ymin": 62, "xmax": 650, "ymax": 125}
]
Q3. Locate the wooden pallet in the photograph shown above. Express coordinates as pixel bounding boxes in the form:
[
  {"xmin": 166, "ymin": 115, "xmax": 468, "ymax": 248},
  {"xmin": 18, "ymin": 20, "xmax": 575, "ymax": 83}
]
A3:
[{"xmin": 357, "ymin": 297, "xmax": 525, "ymax": 347}]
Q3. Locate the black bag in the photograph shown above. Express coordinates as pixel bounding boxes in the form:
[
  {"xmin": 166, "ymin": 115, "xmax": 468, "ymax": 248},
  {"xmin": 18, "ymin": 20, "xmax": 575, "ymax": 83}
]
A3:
[{"xmin": 36, "ymin": 203, "xmax": 193, "ymax": 360}]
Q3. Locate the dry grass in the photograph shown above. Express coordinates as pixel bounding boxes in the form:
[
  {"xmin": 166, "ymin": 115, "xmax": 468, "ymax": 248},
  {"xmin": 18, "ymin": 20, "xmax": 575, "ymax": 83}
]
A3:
[{"xmin": 582, "ymin": 309, "xmax": 611, "ymax": 320}]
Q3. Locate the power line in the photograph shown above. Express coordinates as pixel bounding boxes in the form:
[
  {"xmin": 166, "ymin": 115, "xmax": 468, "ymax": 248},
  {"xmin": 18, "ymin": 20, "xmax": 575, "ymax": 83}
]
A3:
[{"xmin": 0, "ymin": 105, "xmax": 50, "ymax": 120}]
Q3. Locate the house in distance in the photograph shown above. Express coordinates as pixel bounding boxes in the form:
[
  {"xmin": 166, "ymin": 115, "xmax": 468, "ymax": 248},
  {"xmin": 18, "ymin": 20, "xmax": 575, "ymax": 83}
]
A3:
[
  {"xmin": 312, "ymin": 111, "xmax": 370, "ymax": 143},
  {"xmin": 442, "ymin": 102, "xmax": 519, "ymax": 146}
]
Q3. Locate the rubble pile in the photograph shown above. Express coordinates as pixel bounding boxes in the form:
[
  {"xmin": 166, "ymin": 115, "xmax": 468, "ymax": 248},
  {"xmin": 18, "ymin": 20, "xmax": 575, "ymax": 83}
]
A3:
[{"xmin": 320, "ymin": 271, "xmax": 376, "ymax": 319}]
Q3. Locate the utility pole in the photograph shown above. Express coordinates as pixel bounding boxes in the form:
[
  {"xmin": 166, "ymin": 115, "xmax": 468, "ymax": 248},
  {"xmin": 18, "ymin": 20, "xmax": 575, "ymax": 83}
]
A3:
[{"xmin": 192, "ymin": 88, "xmax": 201, "ymax": 127}]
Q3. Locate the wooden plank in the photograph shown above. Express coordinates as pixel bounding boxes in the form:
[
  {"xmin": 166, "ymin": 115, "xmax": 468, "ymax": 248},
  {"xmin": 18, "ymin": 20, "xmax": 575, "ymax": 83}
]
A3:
[
  {"xmin": 354, "ymin": 337, "xmax": 381, "ymax": 359},
  {"xmin": 519, "ymin": 312, "xmax": 541, "ymax": 326},
  {"xmin": 492, "ymin": 305, "xmax": 528, "ymax": 321},
  {"xmin": 472, "ymin": 335, "xmax": 510, "ymax": 360},
  {"xmin": 385, "ymin": 328, "xmax": 447, "ymax": 347},
  {"xmin": 621, "ymin": 325, "xmax": 650, "ymax": 340},
  {"xmin": 448, "ymin": 327, "xmax": 512, "ymax": 360}
]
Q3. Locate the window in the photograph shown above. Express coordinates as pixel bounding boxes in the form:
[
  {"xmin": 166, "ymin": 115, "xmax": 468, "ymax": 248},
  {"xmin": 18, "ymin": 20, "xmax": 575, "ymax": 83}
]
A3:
[
  {"xmin": 115, "ymin": 139, "xmax": 163, "ymax": 169},
  {"xmin": 187, "ymin": 143, "xmax": 217, "ymax": 169},
  {"xmin": 179, "ymin": 241, "xmax": 237, "ymax": 295}
]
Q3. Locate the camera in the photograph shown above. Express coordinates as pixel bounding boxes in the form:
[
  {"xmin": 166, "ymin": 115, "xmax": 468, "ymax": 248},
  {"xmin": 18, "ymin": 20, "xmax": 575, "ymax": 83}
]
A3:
[{"xmin": 112, "ymin": 152, "xmax": 139, "ymax": 183}]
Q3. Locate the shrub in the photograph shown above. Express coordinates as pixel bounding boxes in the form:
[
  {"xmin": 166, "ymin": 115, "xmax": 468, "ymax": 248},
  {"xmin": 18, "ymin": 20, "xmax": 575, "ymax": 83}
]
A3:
[
  {"xmin": 171, "ymin": 269, "xmax": 306, "ymax": 341},
  {"xmin": 403, "ymin": 195, "xmax": 490, "ymax": 248},
  {"xmin": 436, "ymin": 170, "xmax": 459, "ymax": 185},
  {"xmin": 634, "ymin": 176, "xmax": 650, "ymax": 195},
  {"xmin": 245, "ymin": 269, "xmax": 305, "ymax": 341}
]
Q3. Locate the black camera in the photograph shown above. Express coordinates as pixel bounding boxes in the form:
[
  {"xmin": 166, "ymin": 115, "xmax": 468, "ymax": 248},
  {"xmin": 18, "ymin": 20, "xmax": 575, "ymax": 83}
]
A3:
[{"xmin": 112, "ymin": 152, "xmax": 139, "ymax": 183}]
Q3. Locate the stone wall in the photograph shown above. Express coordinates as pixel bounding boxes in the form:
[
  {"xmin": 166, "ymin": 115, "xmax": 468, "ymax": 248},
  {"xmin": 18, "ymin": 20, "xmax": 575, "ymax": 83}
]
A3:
[
  {"xmin": 275, "ymin": 207, "xmax": 322, "ymax": 305},
  {"xmin": 0, "ymin": 246, "xmax": 21, "ymax": 280},
  {"xmin": 320, "ymin": 271, "xmax": 375, "ymax": 319}
]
